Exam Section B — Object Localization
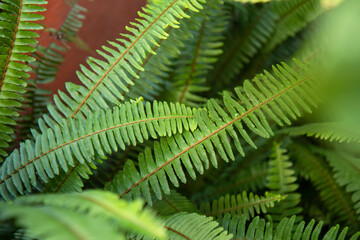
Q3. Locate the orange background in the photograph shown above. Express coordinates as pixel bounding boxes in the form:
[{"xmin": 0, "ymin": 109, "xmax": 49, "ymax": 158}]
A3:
[{"xmin": 39, "ymin": 0, "xmax": 146, "ymax": 93}]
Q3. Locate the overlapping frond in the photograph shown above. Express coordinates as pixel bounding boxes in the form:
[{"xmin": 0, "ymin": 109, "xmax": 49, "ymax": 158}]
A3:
[
  {"xmin": 37, "ymin": 0, "xmax": 206, "ymax": 129},
  {"xmin": 0, "ymin": 101, "xmax": 197, "ymax": 200},
  {"xmin": 107, "ymin": 59, "xmax": 320, "ymax": 204},
  {"xmin": 267, "ymin": 142, "xmax": 302, "ymax": 222},
  {"xmin": 159, "ymin": 212, "xmax": 232, "ymax": 240},
  {"xmin": 290, "ymin": 143, "xmax": 358, "ymax": 227},
  {"xmin": 285, "ymin": 122, "xmax": 360, "ymax": 143},
  {"xmin": 151, "ymin": 190, "xmax": 199, "ymax": 215},
  {"xmin": 18, "ymin": 2, "xmax": 87, "ymax": 139},
  {"xmin": 0, "ymin": 0, "xmax": 47, "ymax": 161},
  {"xmin": 209, "ymin": 4, "xmax": 277, "ymax": 89},
  {"xmin": 0, "ymin": 190, "xmax": 166, "ymax": 240},
  {"xmin": 324, "ymin": 151, "xmax": 360, "ymax": 221},
  {"xmin": 199, "ymin": 191, "xmax": 283, "ymax": 220},
  {"xmin": 264, "ymin": 0, "xmax": 323, "ymax": 53},
  {"xmin": 166, "ymin": 0, "xmax": 228, "ymax": 107},
  {"xmin": 220, "ymin": 214, "xmax": 360, "ymax": 240}
]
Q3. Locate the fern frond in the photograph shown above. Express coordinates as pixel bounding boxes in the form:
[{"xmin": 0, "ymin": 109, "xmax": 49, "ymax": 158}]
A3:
[
  {"xmin": 0, "ymin": 190, "xmax": 166, "ymax": 240},
  {"xmin": 290, "ymin": 143, "xmax": 359, "ymax": 227},
  {"xmin": 196, "ymin": 161, "xmax": 269, "ymax": 202},
  {"xmin": 166, "ymin": 0, "xmax": 228, "ymax": 107},
  {"xmin": 209, "ymin": 4, "xmax": 277, "ymax": 90},
  {"xmin": 107, "ymin": 59, "xmax": 320, "ymax": 204},
  {"xmin": 284, "ymin": 122, "xmax": 360, "ymax": 143},
  {"xmin": 152, "ymin": 190, "xmax": 199, "ymax": 216},
  {"xmin": 160, "ymin": 212, "xmax": 231, "ymax": 240},
  {"xmin": 0, "ymin": 101, "xmax": 197, "ymax": 200},
  {"xmin": 0, "ymin": 0, "xmax": 47, "ymax": 161},
  {"xmin": 37, "ymin": 0, "xmax": 205, "ymax": 128},
  {"xmin": 324, "ymin": 151, "xmax": 360, "ymax": 221},
  {"xmin": 220, "ymin": 214, "xmax": 360, "ymax": 240},
  {"xmin": 267, "ymin": 142, "xmax": 302, "ymax": 222},
  {"xmin": 265, "ymin": 0, "xmax": 323, "ymax": 53},
  {"xmin": 199, "ymin": 191, "xmax": 283, "ymax": 220},
  {"xmin": 18, "ymin": 2, "xmax": 87, "ymax": 139}
]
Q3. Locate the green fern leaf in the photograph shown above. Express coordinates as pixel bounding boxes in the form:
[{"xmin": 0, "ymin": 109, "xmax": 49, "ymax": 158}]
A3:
[
  {"xmin": 36, "ymin": 0, "xmax": 206, "ymax": 130},
  {"xmin": 266, "ymin": 142, "xmax": 302, "ymax": 222},
  {"xmin": 0, "ymin": 0, "xmax": 47, "ymax": 161},
  {"xmin": 324, "ymin": 151, "xmax": 360, "ymax": 221},
  {"xmin": 199, "ymin": 191, "xmax": 284, "ymax": 220},
  {"xmin": 285, "ymin": 122, "xmax": 360, "ymax": 144},
  {"xmin": 209, "ymin": 3, "xmax": 277, "ymax": 90},
  {"xmin": 161, "ymin": 212, "xmax": 232, "ymax": 240},
  {"xmin": 166, "ymin": 0, "xmax": 228, "ymax": 107},
  {"xmin": 0, "ymin": 101, "xmax": 197, "ymax": 200},
  {"xmin": 0, "ymin": 190, "xmax": 166, "ymax": 240},
  {"xmin": 290, "ymin": 143, "xmax": 358, "ymax": 227},
  {"xmin": 152, "ymin": 189, "xmax": 199, "ymax": 216},
  {"xmin": 107, "ymin": 59, "xmax": 320, "ymax": 204},
  {"xmin": 220, "ymin": 214, "xmax": 360, "ymax": 240}
]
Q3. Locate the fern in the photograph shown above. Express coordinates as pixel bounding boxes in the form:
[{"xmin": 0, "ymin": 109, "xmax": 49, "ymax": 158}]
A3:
[
  {"xmin": 0, "ymin": 101, "xmax": 197, "ymax": 200},
  {"xmin": 220, "ymin": 214, "xmax": 360, "ymax": 240},
  {"xmin": 160, "ymin": 212, "xmax": 231, "ymax": 240},
  {"xmin": 199, "ymin": 191, "xmax": 283, "ymax": 220},
  {"xmin": 290, "ymin": 143, "xmax": 358, "ymax": 227},
  {"xmin": 209, "ymin": 3, "xmax": 277, "ymax": 90},
  {"xmin": 266, "ymin": 142, "xmax": 302, "ymax": 222},
  {"xmin": 0, "ymin": 0, "xmax": 47, "ymax": 161},
  {"xmin": 285, "ymin": 122, "xmax": 360, "ymax": 143},
  {"xmin": 165, "ymin": 0, "xmax": 228, "ymax": 107},
  {"xmin": 324, "ymin": 151, "xmax": 360, "ymax": 221},
  {"xmin": 34, "ymin": 0, "xmax": 206, "ymax": 130},
  {"xmin": 107, "ymin": 59, "xmax": 320, "ymax": 204},
  {"xmin": 0, "ymin": 190, "xmax": 166, "ymax": 240},
  {"xmin": 151, "ymin": 190, "xmax": 199, "ymax": 216}
]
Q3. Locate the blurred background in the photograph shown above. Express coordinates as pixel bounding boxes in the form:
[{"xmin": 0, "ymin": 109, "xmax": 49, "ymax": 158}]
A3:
[{"xmin": 39, "ymin": 0, "xmax": 146, "ymax": 93}]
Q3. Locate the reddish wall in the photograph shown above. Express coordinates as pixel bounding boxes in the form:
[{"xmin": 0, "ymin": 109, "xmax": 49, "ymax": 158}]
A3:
[{"xmin": 39, "ymin": 0, "xmax": 146, "ymax": 93}]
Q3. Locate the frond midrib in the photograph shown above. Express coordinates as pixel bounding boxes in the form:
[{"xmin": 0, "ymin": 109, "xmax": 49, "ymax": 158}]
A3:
[{"xmin": 119, "ymin": 74, "xmax": 316, "ymax": 198}]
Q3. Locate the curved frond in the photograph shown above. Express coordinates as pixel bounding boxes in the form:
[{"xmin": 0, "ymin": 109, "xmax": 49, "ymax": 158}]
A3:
[
  {"xmin": 162, "ymin": 212, "xmax": 232, "ymax": 240},
  {"xmin": 166, "ymin": 0, "xmax": 228, "ymax": 107},
  {"xmin": 38, "ymin": 0, "xmax": 206, "ymax": 128},
  {"xmin": 107, "ymin": 59, "xmax": 320, "ymax": 204},
  {"xmin": 220, "ymin": 214, "xmax": 360, "ymax": 240},
  {"xmin": 0, "ymin": 190, "xmax": 166, "ymax": 240},
  {"xmin": 291, "ymin": 143, "xmax": 358, "ymax": 227},
  {"xmin": 285, "ymin": 122, "xmax": 360, "ymax": 144},
  {"xmin": 0, "ymin": 0, "xmax": 47, "ymax": 161},
  {"xmin": 324, "ymin": 151, "xmax": 360, "ymax": 221},
  {"xmin": 152, "ymin": 190, "xmax": 199, "ymax": 216},
  {"xmin": 199, "ymin": 191, "xmax": 283, "ymax": 220},
  {"xmin": 266, "ymin": 142, "xmax": 302, "ymax": 222},
  {"xmin": 18, "ymin": 2, "xmax": 87, "ymax": 139},
  {"xmin": 0, "ymin": 101, "xmax": 197, "ymax": 200},
  {"xmin": 209, "ymin": 4, "xmax": 277, "ymax": 90}
]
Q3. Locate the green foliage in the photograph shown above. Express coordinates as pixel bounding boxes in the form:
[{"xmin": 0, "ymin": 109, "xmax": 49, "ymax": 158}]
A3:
[
  {"xmin": 267, "ymin": 142, "xmax": 302, "ymax": 222},
  {"xmin": 0, "ymin": 190, "xmax": 166, "ymax": 240},
  {"xmin": 199, "ymin": 191, "xmax": 284, "ymax": 220},
  {"xmin": 0, "ymin": 0, "xmax": 47, "ymax": 161},
  {"xmin": 220, "ymin": 214, "xmax": 360, "ymax": 240},
  {"xmin": 0, "ymin": 101, "xmax": 197, "ymax": 200},
  {"xmin": 160, "ymin": 212, "xmax": 231, "ymax": 240},
  {"xmin": 285, "ymin": 122, "xmax": 360, "ymax": 143},
  {"xmin": 0, "ymin": 0, "xmax": 359, "ymax": 239},
  {"xmin": 107, "ymin": 59, "xmax": 319, "ymax": 205}
]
